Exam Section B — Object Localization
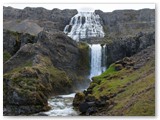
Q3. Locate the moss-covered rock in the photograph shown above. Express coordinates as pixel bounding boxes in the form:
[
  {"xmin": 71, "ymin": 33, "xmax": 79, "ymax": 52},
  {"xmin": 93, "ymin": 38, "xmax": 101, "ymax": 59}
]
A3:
[{"xmin": 73, "ymin": 92, "xmax": 85, "ymax": 107}]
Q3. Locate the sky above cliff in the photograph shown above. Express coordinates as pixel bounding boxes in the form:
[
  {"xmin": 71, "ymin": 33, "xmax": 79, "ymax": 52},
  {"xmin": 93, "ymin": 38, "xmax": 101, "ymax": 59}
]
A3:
[{"xmin": 4, "ymin": 3, "xmax": 155, "ymax": 12}]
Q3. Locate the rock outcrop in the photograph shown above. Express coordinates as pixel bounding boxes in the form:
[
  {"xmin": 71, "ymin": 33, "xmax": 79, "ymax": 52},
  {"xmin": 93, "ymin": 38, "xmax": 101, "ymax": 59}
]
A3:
[
  {"xmin": 3, "ymin": 29, "xmax": 36, "ymax": 56},
  {"xmin": 106, "ymin": 31, "xmax": 155, "ymax": 66}
]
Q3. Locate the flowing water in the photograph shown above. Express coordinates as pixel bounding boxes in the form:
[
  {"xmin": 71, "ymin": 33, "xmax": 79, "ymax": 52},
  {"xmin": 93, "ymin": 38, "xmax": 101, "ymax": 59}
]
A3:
[
  {"xmin": 64, "ymin": 12, "xmax": 105, "ymax": 41},
  {"xmin": 36, "ymin": 93, "xmax": 79, "ymax": 116},
  {"xmin": 89, "ymin": 44, "xmax": 106, "ymax": 79}
]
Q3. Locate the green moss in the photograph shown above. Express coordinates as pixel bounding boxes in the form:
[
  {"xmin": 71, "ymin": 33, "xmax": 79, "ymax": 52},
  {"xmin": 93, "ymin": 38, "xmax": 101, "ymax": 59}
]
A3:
[
  {"xmin": 73, "ymin": 92, "xmax": 85, "ymax": 106},
  {"xmin": 3, "ymin": 51, "xmax": 11, "ymax": 62}
]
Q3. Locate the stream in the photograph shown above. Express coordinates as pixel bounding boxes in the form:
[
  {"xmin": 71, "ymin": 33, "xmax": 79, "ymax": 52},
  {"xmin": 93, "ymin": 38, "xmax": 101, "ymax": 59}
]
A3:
[{"xmin": 36, "ymin": 93, "xmax": 79, "ymax": 116}]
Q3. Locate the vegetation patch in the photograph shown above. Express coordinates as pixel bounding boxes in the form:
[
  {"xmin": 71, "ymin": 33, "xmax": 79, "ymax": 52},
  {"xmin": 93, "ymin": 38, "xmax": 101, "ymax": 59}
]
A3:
[{"xmin": 3, "ymin": 51, "xmax": 11, "ymax": 62}]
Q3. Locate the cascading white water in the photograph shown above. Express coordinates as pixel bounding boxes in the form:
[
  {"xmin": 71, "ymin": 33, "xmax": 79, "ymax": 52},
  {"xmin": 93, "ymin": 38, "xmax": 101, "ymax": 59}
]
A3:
[
  {"xmin": 89, "ymin": 44, "xmax": 106, "ymax": 79},
  {"xmin": 64, "ymin": 12, "xmax": 105, "ymax": 41},
  {"xmin": 35, "ymin": 93, "xmax": 78, "ymax": 116}
]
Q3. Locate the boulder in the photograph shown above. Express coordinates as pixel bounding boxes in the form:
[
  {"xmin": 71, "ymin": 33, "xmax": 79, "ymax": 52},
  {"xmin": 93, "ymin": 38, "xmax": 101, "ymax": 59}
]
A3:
[{"xmin": 73, "ymin": 92, "xmax": 85, "ymax": 107}]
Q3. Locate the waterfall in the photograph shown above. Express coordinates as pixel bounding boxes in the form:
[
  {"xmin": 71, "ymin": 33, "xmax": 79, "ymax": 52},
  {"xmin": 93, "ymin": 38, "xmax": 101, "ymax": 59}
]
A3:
[
  {"xmin": 39, "ymin": 12, "xmax": 106, "ymax": 117},
  {"xmin": 64, "ymin": 12, "xmax": 105, "ymax": 41},
  {"xmin": 89, "ymin": 44, "xmax": 106, "ymax": 79}
]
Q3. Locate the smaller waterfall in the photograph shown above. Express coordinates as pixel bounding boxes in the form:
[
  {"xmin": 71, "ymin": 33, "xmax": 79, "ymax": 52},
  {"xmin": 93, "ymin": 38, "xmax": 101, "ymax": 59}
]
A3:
[{"xmin": 89, "ymin": 44, "xmax": 106, "ymax": 79}]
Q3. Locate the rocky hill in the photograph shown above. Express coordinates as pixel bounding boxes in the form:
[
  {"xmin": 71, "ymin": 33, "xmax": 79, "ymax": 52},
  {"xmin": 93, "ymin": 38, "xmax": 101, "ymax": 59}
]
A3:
[
  {"xmin": 95, "ymin": 9, "xmax": 155, "ymax": 37},
  {"xmin": 3, "ymin": 6, "xmax": 77, "ymax": 35}
]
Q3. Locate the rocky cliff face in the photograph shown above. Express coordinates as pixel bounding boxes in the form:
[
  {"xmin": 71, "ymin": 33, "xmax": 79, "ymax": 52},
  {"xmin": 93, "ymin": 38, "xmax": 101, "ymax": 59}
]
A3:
[
  {"xmin": 3, "ymin": 6, "xmax": 78, "ymax": 34},
  {"xmin": 106, "ymin": 31, "xmax": 155, "ymax": 66},
  {"xmin": 95, "ymin": 9, "xmax": 155, "ymax": 37},
  {"xmin": 3, "ymin": 30, "xmax": 36, "ymax": 56}
]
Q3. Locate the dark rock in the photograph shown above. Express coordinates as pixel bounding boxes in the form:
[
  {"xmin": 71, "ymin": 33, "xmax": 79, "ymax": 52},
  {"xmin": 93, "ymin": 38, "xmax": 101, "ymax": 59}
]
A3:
[
  {"xmin": 79, "ymin": 101, "xmax": 97, "ymax": 114},
  {"xmin": 85, "ymin": 95, "xmax": 96, "ymax": 102},
  {"xmin": 95, "ymin": 100, "xmax": 106, "ymax": 107},
  {"xmin": 106, "ymin": 32, "xmax": 155, "ymax": 66},
  {"xmin": 100, "ymin": 96, "xmax": 109, "ymax": 101},
  {"xmin": 3, "ymin": 30, "xmax": 36, "ymax": 56},
  {"xmin": 73, "ymin": 92, "xmax": 85, "ymax": 107},
  {"xmin": 79, "ymin": 102, "xmax": 90, "ymax": 113},
  {"xmin": 115, "ymin": 64, "xmax": 123, "ymax": 71},
  {"xmin": 86, "ymin": 107, "xmax": 97, "ymax": 115}
]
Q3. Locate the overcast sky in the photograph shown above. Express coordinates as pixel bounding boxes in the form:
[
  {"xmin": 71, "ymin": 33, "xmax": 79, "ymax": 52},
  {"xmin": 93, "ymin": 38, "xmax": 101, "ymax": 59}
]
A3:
[{"xmin": 4, "ymin": 3, "xmax": 155, "ymax": 12}]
